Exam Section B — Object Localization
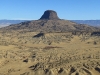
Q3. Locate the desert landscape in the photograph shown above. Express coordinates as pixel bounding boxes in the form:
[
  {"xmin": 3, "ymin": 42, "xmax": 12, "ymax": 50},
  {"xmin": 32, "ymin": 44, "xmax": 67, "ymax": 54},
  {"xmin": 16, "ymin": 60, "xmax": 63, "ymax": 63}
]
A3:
[{"xmin": 0, "ymin": 10, "xmax": 100, "ymax": 75}]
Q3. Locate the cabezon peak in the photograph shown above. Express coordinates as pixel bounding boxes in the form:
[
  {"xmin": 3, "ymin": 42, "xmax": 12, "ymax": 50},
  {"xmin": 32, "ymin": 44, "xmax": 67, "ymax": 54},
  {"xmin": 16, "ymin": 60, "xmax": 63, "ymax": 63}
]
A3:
[{"xmin": 40, "ymin": 10, "xmax": 60, "ymax": 20}]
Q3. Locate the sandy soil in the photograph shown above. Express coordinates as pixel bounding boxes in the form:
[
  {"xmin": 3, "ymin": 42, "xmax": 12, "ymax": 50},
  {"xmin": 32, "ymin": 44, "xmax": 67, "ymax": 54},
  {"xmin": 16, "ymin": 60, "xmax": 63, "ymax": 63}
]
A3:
[{"xmin": 0, "ymin": 31, "xmax": 100, "ymax": 75}]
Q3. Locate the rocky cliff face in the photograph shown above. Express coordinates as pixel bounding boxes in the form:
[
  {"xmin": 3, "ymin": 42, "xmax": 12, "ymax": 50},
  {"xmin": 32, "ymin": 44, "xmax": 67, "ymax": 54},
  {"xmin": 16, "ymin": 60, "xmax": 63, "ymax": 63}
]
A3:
[{"xmin": 40, "ymin": 10, "xmax": 59, "ymax": 20}]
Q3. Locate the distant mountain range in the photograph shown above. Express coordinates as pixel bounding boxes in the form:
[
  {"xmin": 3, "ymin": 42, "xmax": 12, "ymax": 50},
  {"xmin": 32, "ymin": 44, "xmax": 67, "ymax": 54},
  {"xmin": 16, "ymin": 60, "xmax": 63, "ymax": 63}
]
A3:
[
  {"xmin": 72, "ymin": 20, "xmax": 100, "ymax": 27},
  {"xmin": 0, "ymin": 19, "xmax": 100, "ymax": 28},
  {"xmin": 0, "ymin": 20, "xmax": 29, "ymax": 27}
]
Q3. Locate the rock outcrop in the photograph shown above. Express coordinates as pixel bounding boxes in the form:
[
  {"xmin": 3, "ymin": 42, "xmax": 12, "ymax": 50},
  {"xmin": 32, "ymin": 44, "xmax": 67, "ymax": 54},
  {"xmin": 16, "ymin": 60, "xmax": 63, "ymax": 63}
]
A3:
[{"xmin": 40, "ymin": 10, "xmax": 59, "ymax": 20}]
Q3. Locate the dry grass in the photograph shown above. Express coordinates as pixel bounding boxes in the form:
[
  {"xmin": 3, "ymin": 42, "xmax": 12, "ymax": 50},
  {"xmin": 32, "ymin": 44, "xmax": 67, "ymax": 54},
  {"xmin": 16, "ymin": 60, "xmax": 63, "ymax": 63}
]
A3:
[{"xmin": 0, "ymin": 31, "xmax": 99, "ymax": 75}]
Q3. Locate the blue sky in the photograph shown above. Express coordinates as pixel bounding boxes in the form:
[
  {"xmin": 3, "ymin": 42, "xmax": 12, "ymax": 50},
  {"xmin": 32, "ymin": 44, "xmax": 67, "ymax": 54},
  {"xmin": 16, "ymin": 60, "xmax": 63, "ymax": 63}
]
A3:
[{"xmin": 0, "ymin": 0, "xmax": 100, "ymax": 20}]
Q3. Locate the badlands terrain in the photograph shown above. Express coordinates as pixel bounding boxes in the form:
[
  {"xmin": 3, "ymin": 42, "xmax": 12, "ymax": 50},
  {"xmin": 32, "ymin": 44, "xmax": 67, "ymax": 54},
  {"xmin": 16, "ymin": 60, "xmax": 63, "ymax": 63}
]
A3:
[{"xmin": 0, "ymin": 10, "xmax": 100, "ymax": 75}]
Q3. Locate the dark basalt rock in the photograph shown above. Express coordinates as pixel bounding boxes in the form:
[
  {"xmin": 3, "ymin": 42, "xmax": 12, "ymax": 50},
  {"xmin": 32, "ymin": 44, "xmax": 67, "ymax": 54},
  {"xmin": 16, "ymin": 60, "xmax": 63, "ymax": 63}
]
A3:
[
  {"xmin": 91, "ymin": 32, "xmax": 100, "ymax": 36},
  {"xmin": 33, "ymin": 33, "xmax": 44, "ymax": 38},
  {"xmin": 40, "ymin": 10, "xmax": 60, "ymax": 20}
]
